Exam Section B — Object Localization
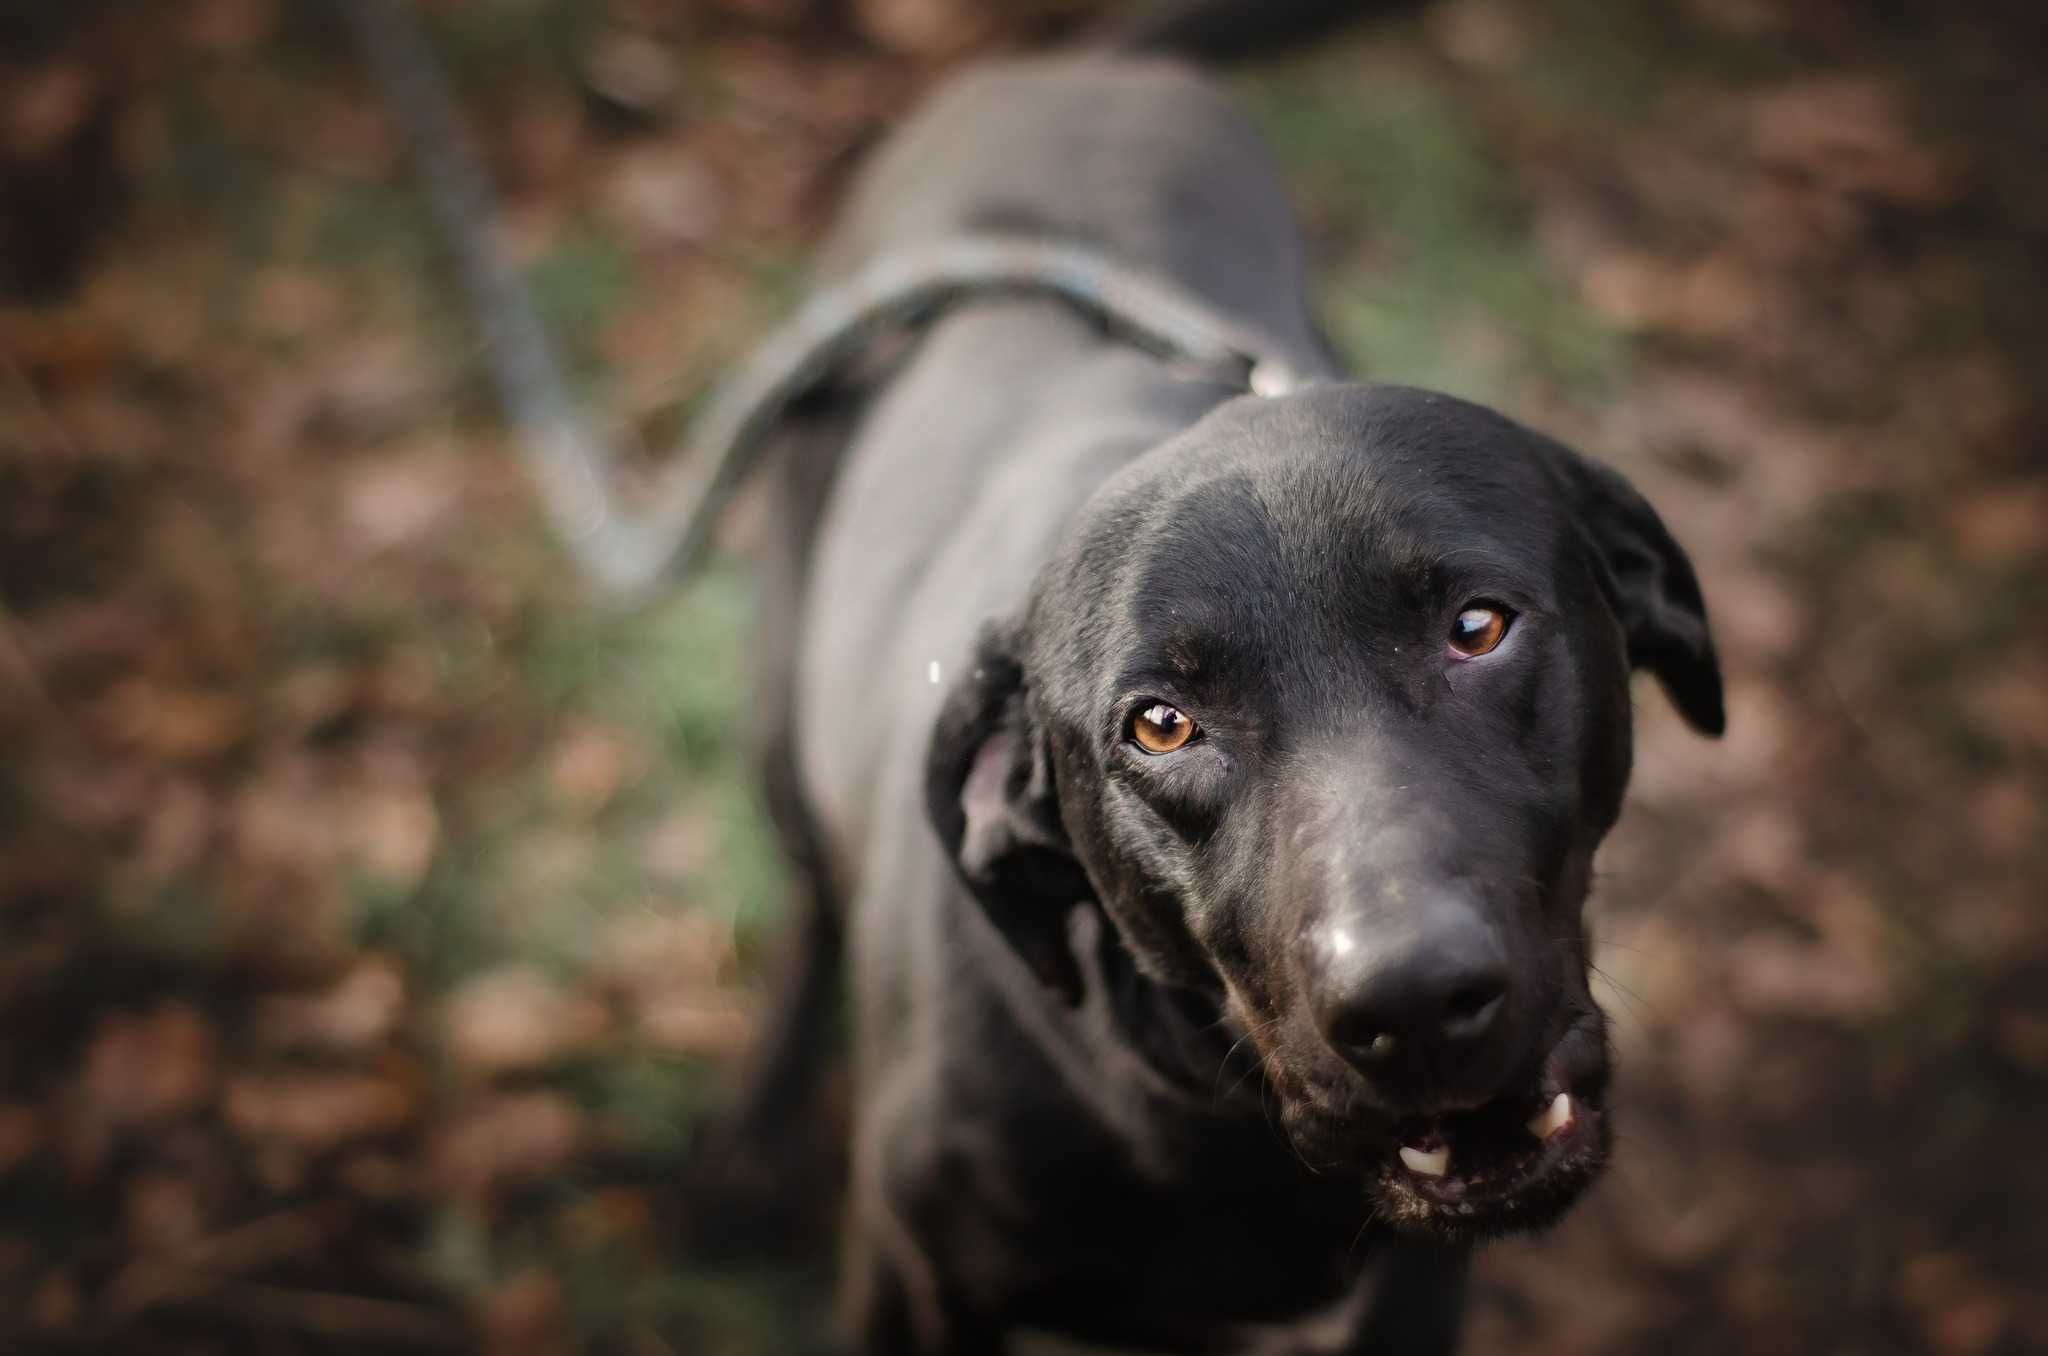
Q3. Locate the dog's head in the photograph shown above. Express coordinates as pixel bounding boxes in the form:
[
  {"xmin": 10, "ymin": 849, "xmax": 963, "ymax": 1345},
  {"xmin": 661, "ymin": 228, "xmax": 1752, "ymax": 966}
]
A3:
[{"xmin": 927, "ymin": 384, "xmax": 1721, "ymax": 1239}]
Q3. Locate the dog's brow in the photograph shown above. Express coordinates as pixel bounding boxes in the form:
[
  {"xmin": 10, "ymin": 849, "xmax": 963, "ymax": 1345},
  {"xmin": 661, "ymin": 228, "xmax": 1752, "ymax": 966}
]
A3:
[
  {"xmin": 1161, "ymin": 611, "xmax": 1276, "ymax": 676},
  {"xmin": 1162, "ymin": 626, "xmax": 1221, "ymax": 677}
]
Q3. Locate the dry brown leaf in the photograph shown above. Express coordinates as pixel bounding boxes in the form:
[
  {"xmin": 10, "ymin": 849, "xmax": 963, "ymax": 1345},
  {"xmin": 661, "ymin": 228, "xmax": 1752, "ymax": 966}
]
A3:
[
  {"xmin": 435, "ymin": 1092, "xmax": 585, "ymax": 1199},
  {"xmin": 271, "ymin": 663, "xmax": 358, "ymax": 738},
  {"xmin": 1426, "ymin": 0, "xmax": 1525, "ymax": 69},
  {"xmin": 637, "ymin": 996, "xmax": 751, "ymax": 1057},
  {"xmin": 583, "ymin": 30, "xmax": 681, "ymax": 120},
  {"xmin": 256, "ymin": 957, "xmax": 407, "ymax": 1054},
  {"xmin": 1898, "ymin": 1253, "xmax": 2011, "ymax": 1356},
  {"xmin": 33, "ymin": 1271, "xmax": 79, "ymax": 1334},
  {"xmin": 854, "ymin": 0, "xmax": 991, "ymax": 55},
  {"xmin": 2, "ymin": 63, "xmax": 98, "ymax": 160},
  {"xmin": 558, "ymin": 1187, "xmax": 653, "ymax": 1252},
  {"xmin": 231, "ymin": 757, "xmax": 342, "ymax": 874},
  {"xmin": 131, "ymin": 777, "xmax": 214, "ymax": 883},
  {"xmin": 1580, "ymin": 249, "xmax": 1767, "ymax": 340},
  {"xmin": 180, "ymin": 0, "xmax": 277, "ymax": 53},
  {"xmin": 443, "ymin": 968, "xmax": 609, "ymax": 1075},
  {"xmin": 1960, "ymin": 665, "xmax": 2048, "ymax": 763},
  {"xmin": 76, "ymin": 1003, "xmax": 218, "ymax": 1131},
  {"xmin": 547, "ymin": 723, "xmax": 643, "ymax": 817},
  {"xmin": 0, "ymin": 1105, "xmax": 44, "ymax": 1173},
  {"xmin": 594, "ymin": 910, "xmax": 734, "ymax": 1000},
  {"xmin": 341, "ymin": 448, "xmax": 464, "ymax": 556},
  {"xmin": 1728, "ymin": 881, "xmax": 1894, "ymax": 1022},
  {"xmin": 1968, "ymin": 777, "xmax": 2040, "ymax": 860},
  {"xmin": 346, "ymin": 784, "xmax": 440, "ymax": 890},
  {"xmin": 1746, "ymin": 77, "xmax": 1961, "ymax": 208},
  {"xmin": 338, "ymin": 1151, "xmax": 418, "ymax": 1200},
  {"xmin": 243, "ymin": 266, "xmax": 342, "ymax": 344},
  {"xmin": 479, "ymin": 1266, "xmax": 570, "ymax": 1356},
  {"xmin": 366, "ymin": 645, "xmax": 444, "ymax": 718},
  {"xmin": 1947, "ymin": 482, "xmax": 2045, "ymax": 570},
  {"xmin": 601, "ymin": 144, "xmax": 723, "ymax": 248},
  {"xmin": 98, "ymin": 678, "xmax": 244, "ymax": 760},
  {"xmin": 123, "ymin": 1174, "xmax": 206, "ymax": 1256},
  {"xmin": 639, "ymin": 806, "xmax": 716, "ymax": 881},
  {"xmin": 224, "ymin": 1072, "xmax": 412, "ymax": 1150},
  {"xmin": 309, "ymin": 335, "xmax": 438, "ymax": 442}
]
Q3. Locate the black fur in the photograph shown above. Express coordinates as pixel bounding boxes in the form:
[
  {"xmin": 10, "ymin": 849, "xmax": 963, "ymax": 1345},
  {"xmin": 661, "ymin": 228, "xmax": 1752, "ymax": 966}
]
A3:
[{"xmin": 733, "ymin": 55, "xmax": 1721, "ymax": 1355}]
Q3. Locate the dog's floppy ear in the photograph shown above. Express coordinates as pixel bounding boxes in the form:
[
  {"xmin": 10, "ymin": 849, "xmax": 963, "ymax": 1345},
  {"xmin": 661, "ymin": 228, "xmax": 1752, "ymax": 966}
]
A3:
[
  {"xmin": 926, "ymin": 615, "xmax": 1094, "ymax": 1002},
  {"xmin": 1552, "ymin": 452, "xmax": 1726, "ymax": 736}
]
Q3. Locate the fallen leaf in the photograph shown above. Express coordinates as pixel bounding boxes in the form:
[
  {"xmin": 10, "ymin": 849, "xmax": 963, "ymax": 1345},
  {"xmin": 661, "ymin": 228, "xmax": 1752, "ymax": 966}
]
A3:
[
  {"xmin": 130, "ymin": 777, "xmax": 214, "ymax": 884},
  {"xmin": 558, "ymin": 1187, "xmax": 652, "ymax": 1251},
  {"xmin": 1997, "ymin": 1009, "xmax": 2048, "ymax": 1075},
  {"xmin": 583, "ymin": 30, "xmax": 681, "ymax": 120},
  {"xmin": 479, "ymin": 1266, "xmax": 569, "ymax": 1356},
  {"xmin": 547, "ymin": 723, "xmax": 643, "ymax": 817},
  {"xmin": 256, "ymin": 957, "xmax": 406, "ymax": 1054},
  {"xmin": 1426, "ymin": 0, "xmax": 1526, "ymax": 71},
  {"xmin": 33, "ymin": 1271, "xmax": 78, "ymax": 1334},
  {"xmin": 123, "ymin": 1174, "xmax": 206, "ymax": 1256},
  {"xmin": 346, "ymin": 784, "xmax": 440, "ymax": 890},
  {"xmin": 639, "ymin": 806, "xmax": 717, "ymax": 881},
  {"xmin": 224, "ymin": 1072, "xmax": 412, "ymax": 1150},
  {"xmin": 2, "ymin": 63, "xmax": 97, "ymax": 160},
  {"xmin": 601, "ymin": 144, "xmax": 723, "ymax": 248},
  {"xmin": 181, "ymin": 0, "xmax": 278, "ymax": 53},
  {"xmin": 243, "ymin": 266, "xmax": 341, "ymax": 344},
  {"xmin": 75, "ymin": 1003, "xmax": 218, "ymax": 1132},
  {"xmin": 637, "ymin": 997, "xmax": 751, "ymax": 1057},
  {"xmin": 231, "ymin": 756, "xmax": 341, "ymax": 874},
  {"xmin": 853, "ymin": 0, "xmax": 990, "ymax": 54},
  {"xmin": 0, "ymin": 1105, "xmax": 44, "ymax": 1173},
  {"xmin": 1746, "ymin": 77, "xmax": 1961, "ymax": 208},
  {"xmin": 594, "ymin": 911, "xmax": 734, "ymax": 1000},
  {"xmin": 443, "ymin": 969, "xmax": 608, "ymax": 1075},
  {"xmin": 98, "ymin": 678, "xmax": 244, "ymax": 760},
  {"xmin": 435, "ymin": 1093, "xmax": 585, "ymax": 1199},
  {"xmin": 341, "ymin": 449, "xmax": 463, "ymax": 555}
]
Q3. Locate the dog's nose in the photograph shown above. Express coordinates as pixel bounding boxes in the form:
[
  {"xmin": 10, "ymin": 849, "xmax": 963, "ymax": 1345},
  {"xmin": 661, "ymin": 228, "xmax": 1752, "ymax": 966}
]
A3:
[{"xmin": 1305, "ymin": 898, "xmax": 1512, "ymax": 1083}]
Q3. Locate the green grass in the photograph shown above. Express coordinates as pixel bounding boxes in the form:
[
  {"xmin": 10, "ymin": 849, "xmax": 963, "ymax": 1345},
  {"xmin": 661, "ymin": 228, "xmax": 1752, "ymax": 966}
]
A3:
[{"xmin": 1242, "ymin": 47, "xmax": 1628, "ymax": 404}]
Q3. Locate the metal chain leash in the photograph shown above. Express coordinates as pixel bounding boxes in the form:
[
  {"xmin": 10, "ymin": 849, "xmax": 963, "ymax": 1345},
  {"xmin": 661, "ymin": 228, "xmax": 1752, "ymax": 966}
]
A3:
[{"xmin": 342, "ymin": 0, "xmax": 1305, "ymax": 600}]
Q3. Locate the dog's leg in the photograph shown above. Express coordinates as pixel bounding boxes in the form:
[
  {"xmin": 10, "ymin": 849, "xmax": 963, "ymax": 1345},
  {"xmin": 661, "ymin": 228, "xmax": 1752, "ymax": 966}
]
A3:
[
  {"xmin": 683, "ymin": 412, "xmax": 852, "ymax": 1254},
  {"xmin": 842, "ymin": 1228, "xmax": 992, "ymax": 1356},
  {"xmin": 841, "ymin": 1074, "xmax": 1004, "ymax": 1355}
]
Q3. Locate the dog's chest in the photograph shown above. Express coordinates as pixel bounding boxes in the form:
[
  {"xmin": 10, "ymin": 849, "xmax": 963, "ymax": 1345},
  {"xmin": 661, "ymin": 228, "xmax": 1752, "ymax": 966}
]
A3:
[{"xmin": 939, "ymin": 1106, "xmax": 1379, "ymax": 1348}]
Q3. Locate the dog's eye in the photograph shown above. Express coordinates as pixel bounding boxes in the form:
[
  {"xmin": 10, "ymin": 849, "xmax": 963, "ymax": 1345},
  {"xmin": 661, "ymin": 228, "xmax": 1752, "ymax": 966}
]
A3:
[
  {"xmin": 1448, "ymin": 604, "xmax": 1511, "ymax": 658},
  {"xmin": 1130, "ymin": 703, "xmax": 1199, "ymax": 754}
]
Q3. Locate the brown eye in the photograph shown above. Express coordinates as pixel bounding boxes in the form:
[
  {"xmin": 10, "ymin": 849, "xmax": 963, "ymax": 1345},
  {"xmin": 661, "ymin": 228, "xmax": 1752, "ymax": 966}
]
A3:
[
  {"xmin": 1130, "ymin": 702, "xmax": 1198, "ymax": 754},
  {"xmin": 1448, "ymin": 604, "xmax": 1511, "ymax": 657}
]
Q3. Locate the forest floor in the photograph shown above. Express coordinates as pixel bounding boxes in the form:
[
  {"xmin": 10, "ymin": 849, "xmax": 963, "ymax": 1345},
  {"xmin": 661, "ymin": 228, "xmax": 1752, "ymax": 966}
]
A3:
[{"xmin": 2, "ymin": 1, "xmax": 2044, "ymax": 1352}]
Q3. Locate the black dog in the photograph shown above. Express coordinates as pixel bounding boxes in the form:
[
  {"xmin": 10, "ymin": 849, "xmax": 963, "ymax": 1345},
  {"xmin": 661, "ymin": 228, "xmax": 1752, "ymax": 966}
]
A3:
[{"xmin": 730, "ymin": 39, "xmax": 1723, "ymax": 1356}]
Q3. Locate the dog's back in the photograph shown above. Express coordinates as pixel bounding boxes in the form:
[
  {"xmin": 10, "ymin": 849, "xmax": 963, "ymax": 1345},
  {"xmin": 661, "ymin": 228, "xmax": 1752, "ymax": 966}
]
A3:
[
  {"xmin": 820, "ymin": 57, "xmax": 1328, "ymax": 356},
  {"xmin": 797, "ymin": 57, "xmax": 1336, "ymax": 885}
]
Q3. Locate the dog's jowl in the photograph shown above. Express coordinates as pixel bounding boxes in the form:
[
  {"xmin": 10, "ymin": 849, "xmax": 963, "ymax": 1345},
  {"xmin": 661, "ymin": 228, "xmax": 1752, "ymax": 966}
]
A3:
[{"xmin": 732, "ymin": 40, "xmax": 1723, "ymax": 1356}]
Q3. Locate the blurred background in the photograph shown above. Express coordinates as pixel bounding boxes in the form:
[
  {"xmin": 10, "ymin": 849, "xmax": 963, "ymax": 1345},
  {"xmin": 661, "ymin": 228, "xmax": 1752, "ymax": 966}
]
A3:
[{"xmin": 2, "ymin": 0, "xmax": 2044, "ymax": 1352}]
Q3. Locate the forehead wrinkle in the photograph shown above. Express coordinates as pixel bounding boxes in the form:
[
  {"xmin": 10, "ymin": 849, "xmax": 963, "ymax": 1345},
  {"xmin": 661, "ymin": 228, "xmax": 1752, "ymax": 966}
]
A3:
[
  {"xmin": 1114, "ymin": 483, "xmax": 1380, "ymax": 730},
  {"xmin": 1123, "ymin": 471, "xmax": 1298, "ymax": 681},
  {"xmin": 1040, "ymin": 387, "xmax": 1573, "ymax": 712}
]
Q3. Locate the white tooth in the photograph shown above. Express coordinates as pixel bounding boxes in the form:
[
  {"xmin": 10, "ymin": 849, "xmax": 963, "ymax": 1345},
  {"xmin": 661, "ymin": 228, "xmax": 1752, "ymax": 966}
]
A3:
[
  {"xmin": 1399, "ymin": 1145, "xmax": 1451, "ymax": 1178},
  {"xmin": 1526, "ymin": 1092, "xmax": 1573, "ymax": 1141}
]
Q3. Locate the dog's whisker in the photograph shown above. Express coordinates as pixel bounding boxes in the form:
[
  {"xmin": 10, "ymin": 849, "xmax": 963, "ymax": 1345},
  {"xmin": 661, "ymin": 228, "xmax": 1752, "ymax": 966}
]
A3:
[{"xmin": 1213, "ymin": 1014, "xmax": 1286, "ymax": 1101}]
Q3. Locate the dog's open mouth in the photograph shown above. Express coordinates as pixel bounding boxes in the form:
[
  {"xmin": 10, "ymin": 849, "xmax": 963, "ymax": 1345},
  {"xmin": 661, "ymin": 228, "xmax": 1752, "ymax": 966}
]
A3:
[{"xmin": 1372, "ymin": 1051, "xmax": 1610, "ymax": 1237}]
